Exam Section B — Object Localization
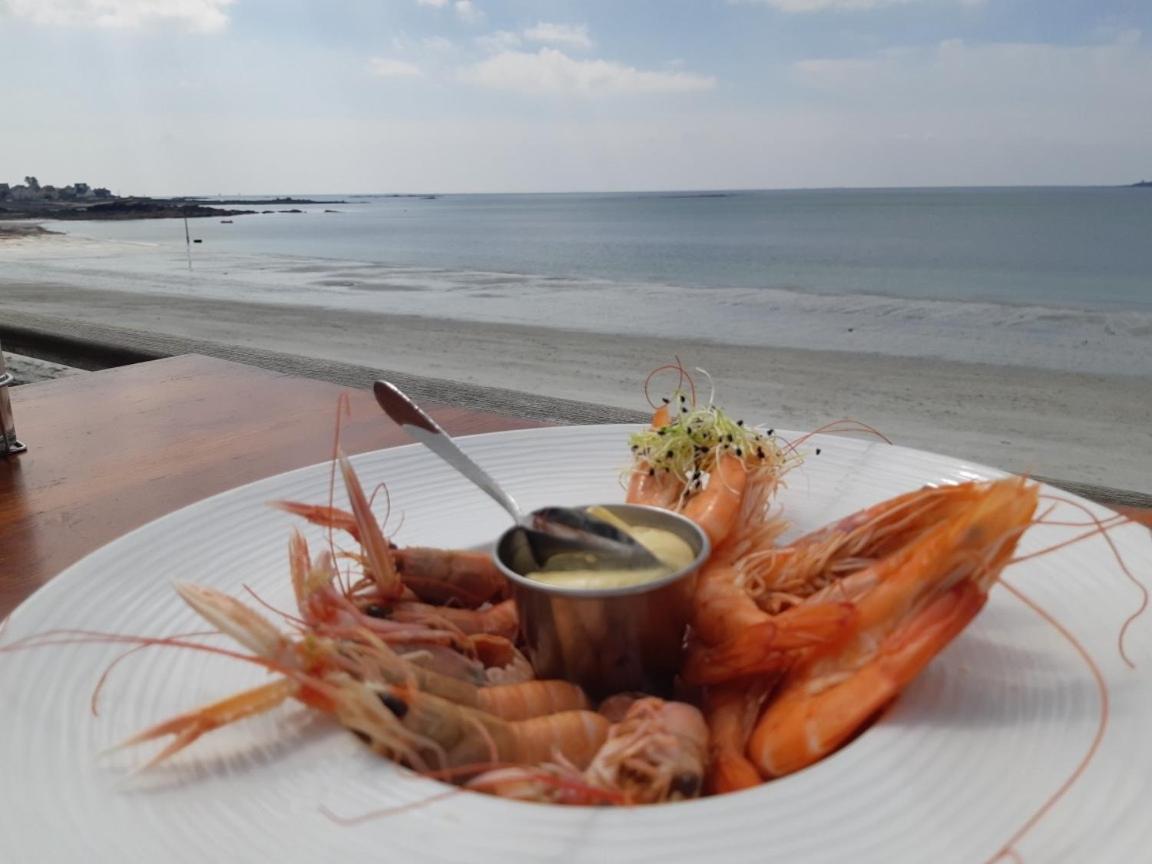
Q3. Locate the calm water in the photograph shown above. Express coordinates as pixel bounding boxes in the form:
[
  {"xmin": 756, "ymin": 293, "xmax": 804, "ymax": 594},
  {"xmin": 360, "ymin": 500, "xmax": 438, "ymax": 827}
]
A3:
[
  {"xmin": 57, "ymin": 187, "xmax": 1152, "ymax": 311},
  {"xmin": 18, "ymin": 186, "xmax": 1149, "ymax": 377}
]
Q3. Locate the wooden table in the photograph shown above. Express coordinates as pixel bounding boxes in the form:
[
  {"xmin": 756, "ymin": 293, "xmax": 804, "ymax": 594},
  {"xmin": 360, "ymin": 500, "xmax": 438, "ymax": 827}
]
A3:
[
  {"xmin": 3, "ymin": 354, "xmax": 1148, "ymax": 621},
  {"xmin": 0, "ymin": 355, "xmax": 543, "ymax": 619}
]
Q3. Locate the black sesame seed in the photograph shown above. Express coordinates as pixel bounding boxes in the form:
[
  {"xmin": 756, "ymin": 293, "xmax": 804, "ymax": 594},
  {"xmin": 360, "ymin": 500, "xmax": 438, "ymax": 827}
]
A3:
[
  {"xmin": 735, "ymin": 448, "xmax": 743, "ymax": 457},
  {"xmin": 737, "ymin": 419, "xmax": 744, "ymax": 426},
  {"xmin": 767, "ymin": 429, "xmax": 775, "ymax": 435},
  {"xmin": 662, "ymin": 397, "xmax": 670, "ymax": 404},
  {"xmin": 363, "ymin": 603, "xmax": 388, "ymax": 618},
  {"xmin": 816, "ymin": 448, "xmax": 822, "ymax": 455},
  {"xmin": 649, "ymin": 468, "xmax": 655, "ymax": 476}
]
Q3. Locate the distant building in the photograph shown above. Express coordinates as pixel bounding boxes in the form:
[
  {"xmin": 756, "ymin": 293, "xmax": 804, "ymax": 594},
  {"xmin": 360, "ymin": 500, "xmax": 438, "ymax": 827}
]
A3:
[{"xmin": 3, "ymin": 177, "xmax": 109, "ymax": 201}]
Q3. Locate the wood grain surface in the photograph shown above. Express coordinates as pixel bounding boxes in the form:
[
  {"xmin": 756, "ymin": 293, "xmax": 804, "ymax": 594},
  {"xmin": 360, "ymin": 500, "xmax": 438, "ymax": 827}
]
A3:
[
  {"xmin": 2, "ymin": 354, "xmax": 1147, "ymax": 621},
  {"xmin": 0, "ymin": 355, "xmax": 543, "ymax": 618}
]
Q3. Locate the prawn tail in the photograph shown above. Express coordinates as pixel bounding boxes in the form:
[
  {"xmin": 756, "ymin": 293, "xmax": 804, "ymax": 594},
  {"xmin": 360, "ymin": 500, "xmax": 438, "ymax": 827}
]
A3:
[{"xmin": 707, "ymin": 748, "xmax": 763, "ymax": 795}]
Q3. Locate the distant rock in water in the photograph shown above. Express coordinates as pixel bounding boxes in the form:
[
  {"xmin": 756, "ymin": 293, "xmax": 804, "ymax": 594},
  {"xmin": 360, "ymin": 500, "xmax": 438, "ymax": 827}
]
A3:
[
  {"xmin": 279, "ymin": 208, "xmax": 304, "ymax": 213},
  {"xmin": 1131, "ymin": 180, "xmax": 1152, "ymax": 188}
]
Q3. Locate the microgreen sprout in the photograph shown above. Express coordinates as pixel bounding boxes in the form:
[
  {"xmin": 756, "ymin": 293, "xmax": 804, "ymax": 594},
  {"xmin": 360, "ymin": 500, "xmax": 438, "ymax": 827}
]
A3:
[{"xmin": 629, "ymin": 389, "xmax": 790, "ymax": 486}]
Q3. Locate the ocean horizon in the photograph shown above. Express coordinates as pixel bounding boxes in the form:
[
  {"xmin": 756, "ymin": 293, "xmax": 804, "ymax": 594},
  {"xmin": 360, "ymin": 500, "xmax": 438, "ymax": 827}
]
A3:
[{"xmin": 9, "ymin": 185, "xmax": 1151, "ymax": 377}]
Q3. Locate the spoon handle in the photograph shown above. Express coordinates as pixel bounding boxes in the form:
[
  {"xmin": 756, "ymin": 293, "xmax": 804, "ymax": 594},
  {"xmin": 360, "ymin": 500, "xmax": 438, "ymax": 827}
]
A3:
[{"xmin": 373, "ymin": 380, "xmax": 524, "ymax": 522}]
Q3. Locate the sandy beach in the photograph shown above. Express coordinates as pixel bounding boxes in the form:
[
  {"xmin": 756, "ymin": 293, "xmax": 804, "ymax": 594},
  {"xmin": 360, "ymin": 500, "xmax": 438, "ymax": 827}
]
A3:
[{"xmin": 1, "ymin": 274, "xmax": 1148, "ymax": 494}]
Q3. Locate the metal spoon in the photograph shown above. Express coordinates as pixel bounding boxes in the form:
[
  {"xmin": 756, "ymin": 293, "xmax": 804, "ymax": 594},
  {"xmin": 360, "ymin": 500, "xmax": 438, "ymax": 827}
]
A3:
[{"xmin": 372, "ymin": 380, "xmax": 661, "ymax": 570}]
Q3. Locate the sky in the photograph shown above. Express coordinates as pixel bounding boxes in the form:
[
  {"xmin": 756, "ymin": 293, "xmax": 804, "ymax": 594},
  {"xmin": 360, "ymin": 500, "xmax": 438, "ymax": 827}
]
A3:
[{"xmin": 0, "ymin": 0, "xmax": 1149, "ymax": 194}]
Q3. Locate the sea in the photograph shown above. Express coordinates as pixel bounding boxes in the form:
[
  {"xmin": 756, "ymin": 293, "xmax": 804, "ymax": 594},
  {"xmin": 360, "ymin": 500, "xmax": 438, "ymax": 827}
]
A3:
[{"xmin": 17, "ymin": 186, "xmax": 1152, "ymax": 376}]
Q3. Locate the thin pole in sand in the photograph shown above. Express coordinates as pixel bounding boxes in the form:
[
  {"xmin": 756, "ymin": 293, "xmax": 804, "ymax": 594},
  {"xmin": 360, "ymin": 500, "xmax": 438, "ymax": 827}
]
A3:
[{"xmin": 183, "ymin": 211, "xmax": 193, "ymax": 272}]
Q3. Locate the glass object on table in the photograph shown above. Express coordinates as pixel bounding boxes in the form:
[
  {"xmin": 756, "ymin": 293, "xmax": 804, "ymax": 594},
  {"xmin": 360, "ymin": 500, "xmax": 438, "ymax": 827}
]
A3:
[{"xmin": 0, "ymin": 340, "xmax": 27, "ymax": 456}]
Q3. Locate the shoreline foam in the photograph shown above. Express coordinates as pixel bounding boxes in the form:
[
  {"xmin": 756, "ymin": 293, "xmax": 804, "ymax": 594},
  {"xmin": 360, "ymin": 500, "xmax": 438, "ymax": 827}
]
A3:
[
  {"xmin": 1, "ymin": 276, "xmax": 1148, "ymax": 493},
  {"xmin": 1, "ymin": 231, "xmax": 1149, "ymax": 378}
]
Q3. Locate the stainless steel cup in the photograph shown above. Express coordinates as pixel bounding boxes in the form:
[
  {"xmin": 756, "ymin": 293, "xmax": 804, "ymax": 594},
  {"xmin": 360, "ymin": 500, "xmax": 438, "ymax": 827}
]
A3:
[
  {"xmin": 494, "ymin": 504, "xmax": 709, "ymax": 698},
  {"xmin": 0, "ymin": 343, "xmax": 26, "ymax": 457}
]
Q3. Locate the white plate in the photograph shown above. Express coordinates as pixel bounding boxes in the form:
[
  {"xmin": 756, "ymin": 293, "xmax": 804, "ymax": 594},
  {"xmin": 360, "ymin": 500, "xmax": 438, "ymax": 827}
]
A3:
[{"xmin": 1, "ymin": 426, "xmax": 1150, "ymax": 863}]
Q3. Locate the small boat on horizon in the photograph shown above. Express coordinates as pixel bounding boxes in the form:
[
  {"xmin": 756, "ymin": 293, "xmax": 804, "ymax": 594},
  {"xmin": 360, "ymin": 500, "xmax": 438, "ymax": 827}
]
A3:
[{"xmin": 220, "ymin": 219, "xmax": 233, "ymax": 224}]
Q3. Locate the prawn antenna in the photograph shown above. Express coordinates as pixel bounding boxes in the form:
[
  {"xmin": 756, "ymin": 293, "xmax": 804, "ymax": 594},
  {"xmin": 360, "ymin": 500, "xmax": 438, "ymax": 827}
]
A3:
[
  {"xmin": 988, "ymin": 582, "xmax": 1109, "ymax": 864},
  {"xmin": 1019, "ymin": 493, "xmax": 1146, "ymax": 668}
]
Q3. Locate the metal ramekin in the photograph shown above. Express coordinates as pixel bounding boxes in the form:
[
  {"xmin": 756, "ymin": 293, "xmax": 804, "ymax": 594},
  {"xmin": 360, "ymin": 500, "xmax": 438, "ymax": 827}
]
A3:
[{"xmin": 494, "ymin": 504, "xmax": 709, "ymax": 698}]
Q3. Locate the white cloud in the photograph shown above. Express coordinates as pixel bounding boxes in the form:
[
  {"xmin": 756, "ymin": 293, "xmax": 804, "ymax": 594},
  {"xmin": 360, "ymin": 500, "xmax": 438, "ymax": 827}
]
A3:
[
  {"xmin": 790, "ymin": 34, "xmax": 1152, "ymax": 110},
  {"xmin": 460, "ymin": 48, "xmax": 716, "ymax": 95},
  {"xmin": 523, "ymin": 22, "xmax": 593, "ymax": 49},
  {"xmin": 2, "ymin": 0, "xmax": 234, "ymax": 31},
  {"xmin": 368, "ymin": 57, "xmax": 422, "ymax": 78},
  {"xmin": 390, "ymin": 34, "xmax": 455, "ymax": 53},
  {"xmin": 454, "ymin": 0, "xmax": 481, "ymax": 23},
  {"xmin": 420, "ymin": 35, "xmax": 454, "ymax": 51},
  {"xmin": 769, "ymin": 34, "xmax": 1152, "ymax": 183},
  {"xmin": 476, "ymin": 29, "xmax": 520, "ymax": 52},
  {"xmin": 416, "ymin": 0, "xmax": 448, "ymax": 6}
]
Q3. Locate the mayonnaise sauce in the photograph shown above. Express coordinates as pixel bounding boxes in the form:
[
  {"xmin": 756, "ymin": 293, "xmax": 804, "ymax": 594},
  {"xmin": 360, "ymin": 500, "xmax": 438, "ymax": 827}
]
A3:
[{"xmin": 526, "ymin": 515, "xmax": 696, "ymax": 590}]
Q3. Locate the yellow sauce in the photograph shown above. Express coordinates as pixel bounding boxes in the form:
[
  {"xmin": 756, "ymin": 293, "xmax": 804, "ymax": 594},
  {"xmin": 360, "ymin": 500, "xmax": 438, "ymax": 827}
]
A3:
[{"xmin": 526, "ymin": 514, "xmax": 696, "ymax": 590}]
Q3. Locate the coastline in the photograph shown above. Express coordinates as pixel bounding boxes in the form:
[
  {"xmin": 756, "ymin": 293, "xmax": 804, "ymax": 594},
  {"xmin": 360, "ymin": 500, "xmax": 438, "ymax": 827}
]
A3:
[
  {"xmin": 1, "ymin": 228, "xmax": 1149, "ymax": 379},
  {"xmin": 2, "ymin": 277, "xmax": 1148, "ymax": 493}
]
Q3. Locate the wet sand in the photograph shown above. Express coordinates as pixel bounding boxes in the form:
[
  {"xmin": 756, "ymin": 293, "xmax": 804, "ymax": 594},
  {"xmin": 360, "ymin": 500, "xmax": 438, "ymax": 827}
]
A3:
[{"xmin": 1, "ymin": 278, "xmax": 1148, "ymax": 493}]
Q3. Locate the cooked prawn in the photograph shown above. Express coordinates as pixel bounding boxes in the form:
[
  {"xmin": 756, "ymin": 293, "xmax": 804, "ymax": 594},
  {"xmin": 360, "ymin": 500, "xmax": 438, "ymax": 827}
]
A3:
[
  {"xmin": 704, "ymin": 682, "xmax": 771, "ymax": 795},
  {"xmin": 355, "ymin": 684, "xmax": 609, "ymax": 774},
  {"xmin": 584, "ymin": 697, "xmax": 710, "ymax": 803},
  {"xmin": 741, "ymin": 481, "xmax": 991, "ymax": 613},
  {"xmin": 626, "ymin": 374, "xmax": 794, "ymax": 548},
  {"xmin": 116, "ymin": 581, "xmax": 593, "ymax": 771},
  {"xmin": 747, "ymin": 476, "xmax": 1039, "ymax": 778},
  {"xmin": 274, "ymin": 500, "xmax": 508, "ymax": 608}
]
